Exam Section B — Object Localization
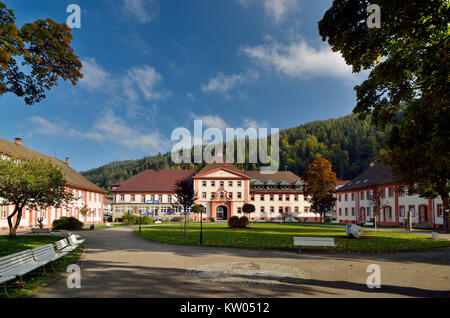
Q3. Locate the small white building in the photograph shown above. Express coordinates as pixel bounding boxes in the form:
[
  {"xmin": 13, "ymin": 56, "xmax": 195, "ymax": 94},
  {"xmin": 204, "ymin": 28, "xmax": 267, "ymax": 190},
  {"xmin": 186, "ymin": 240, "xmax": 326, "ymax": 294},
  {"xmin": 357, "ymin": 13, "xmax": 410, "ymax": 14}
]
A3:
[
  {"xmin": 0, "ymin": 137, "xmax": 106, "ymax": 230},
  {"xmin": 336, "ymin": 163, "xmax": 445, "ymax": 229}
]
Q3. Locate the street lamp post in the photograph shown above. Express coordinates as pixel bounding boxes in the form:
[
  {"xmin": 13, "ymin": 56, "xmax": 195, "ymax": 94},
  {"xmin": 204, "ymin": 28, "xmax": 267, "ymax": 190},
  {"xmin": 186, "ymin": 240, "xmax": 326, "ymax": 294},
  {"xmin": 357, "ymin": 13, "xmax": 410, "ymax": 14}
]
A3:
[
  {"xmin": 139, "ymin": 208, "xmax": 142, "ymax": 233},
  {"xmin": 200, "ymin": 205, "xmax": 204, "ymax": 245}
]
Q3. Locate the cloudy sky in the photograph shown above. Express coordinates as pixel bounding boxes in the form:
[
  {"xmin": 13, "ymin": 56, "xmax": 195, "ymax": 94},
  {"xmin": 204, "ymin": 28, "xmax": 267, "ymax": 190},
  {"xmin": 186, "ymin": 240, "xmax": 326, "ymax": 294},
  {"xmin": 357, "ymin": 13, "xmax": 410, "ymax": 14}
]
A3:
[{"xmin": 0, "ymin": 0, "xmax": 365, "ymax": 171}]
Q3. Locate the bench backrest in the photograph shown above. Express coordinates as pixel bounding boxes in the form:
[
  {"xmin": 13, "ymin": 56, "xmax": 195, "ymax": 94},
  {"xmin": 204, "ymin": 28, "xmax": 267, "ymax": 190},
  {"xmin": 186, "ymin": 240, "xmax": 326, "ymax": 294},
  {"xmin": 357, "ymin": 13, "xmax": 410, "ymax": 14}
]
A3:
[
  {"xmin": 0, "ymin": 250, "xmax": 35, "ymax": 275},
  {"xmin": 294, "ymin": 237, "xmax": 335, "ymax": 245},
  {"xmin": 55, "ymin": 239, "xmax": 69, "ymax": 251},
  {"xmin": 67, "ymin": 235, "xmax": 79, "ymax": 245},
  {"xmin": 32, "ymin": 244, "xmax": 56, "ymax": 263}
]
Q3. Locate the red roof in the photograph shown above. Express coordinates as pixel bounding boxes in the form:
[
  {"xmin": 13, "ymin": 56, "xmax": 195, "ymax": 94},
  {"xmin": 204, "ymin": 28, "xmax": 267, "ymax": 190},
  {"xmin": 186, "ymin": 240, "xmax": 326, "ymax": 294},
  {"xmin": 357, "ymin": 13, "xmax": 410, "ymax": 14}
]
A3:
[
  {"xmin": 111, "ymin": 169, "xmax": 196, "ymax": 193},
  {"xmin": 337, "ymin": 180, "xmax": 351, "ymax": 186}
]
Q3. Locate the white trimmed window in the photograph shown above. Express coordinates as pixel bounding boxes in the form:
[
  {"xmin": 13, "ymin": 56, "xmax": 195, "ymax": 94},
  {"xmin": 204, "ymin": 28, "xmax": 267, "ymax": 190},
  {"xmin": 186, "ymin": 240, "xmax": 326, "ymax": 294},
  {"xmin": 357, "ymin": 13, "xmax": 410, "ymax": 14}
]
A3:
[{"xmin": 1, "ymin": 206, "xmax": 7, "ymax": 218}]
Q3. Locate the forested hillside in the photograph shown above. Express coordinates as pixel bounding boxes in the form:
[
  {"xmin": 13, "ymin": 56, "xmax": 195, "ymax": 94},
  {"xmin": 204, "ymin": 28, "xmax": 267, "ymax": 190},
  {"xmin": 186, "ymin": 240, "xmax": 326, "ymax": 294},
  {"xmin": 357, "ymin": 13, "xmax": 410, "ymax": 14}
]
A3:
[{"xmin": 81, "ymin": 115, "xmax": 389, "ymax": 191}]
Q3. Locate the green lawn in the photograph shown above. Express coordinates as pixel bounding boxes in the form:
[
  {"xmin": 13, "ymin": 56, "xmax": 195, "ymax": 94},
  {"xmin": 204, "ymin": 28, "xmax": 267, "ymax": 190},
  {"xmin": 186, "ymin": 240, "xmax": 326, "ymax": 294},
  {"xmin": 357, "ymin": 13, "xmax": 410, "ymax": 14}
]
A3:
[
  {"xmin": 0, "ymin": 235, "xmax": 83, "ymax": 298},
  {"xmin": 135, "ymin": 223, "xmax": 450, "ymax": 253}
]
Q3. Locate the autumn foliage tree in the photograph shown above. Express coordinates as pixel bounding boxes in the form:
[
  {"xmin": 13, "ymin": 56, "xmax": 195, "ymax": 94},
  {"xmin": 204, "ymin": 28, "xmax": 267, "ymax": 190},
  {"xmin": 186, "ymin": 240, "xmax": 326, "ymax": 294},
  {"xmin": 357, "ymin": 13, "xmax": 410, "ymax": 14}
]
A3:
[
  {"xmin": 0, "ymin": 156, "xmax": 74, "ymax": 238},
  {"xmin": 302, "ymin": 158, "xmax": 337, "ymax": 223},
  {"xmin": 319, "ymin": 0, "xmax": 449, "ymax": 232},
  {"xmin": 0, "ymin": 1, "xmax": 83, "ymax": 105}
]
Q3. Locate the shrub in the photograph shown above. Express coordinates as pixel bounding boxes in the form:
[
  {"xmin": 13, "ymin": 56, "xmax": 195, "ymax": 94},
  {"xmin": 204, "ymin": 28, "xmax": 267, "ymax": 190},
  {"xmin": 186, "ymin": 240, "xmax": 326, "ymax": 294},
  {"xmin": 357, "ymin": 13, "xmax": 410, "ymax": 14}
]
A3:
[
  {"xmin": 210, "ymin": 217, "xmax": 216, "ymax": 222},
  {"xmin": 228, "ymin": 216, "xmax": 240, "ymax": 228},
  {"xmin": 122, "ymin": 213, "xmax": 154, "ymax": 225},
  {"xmin": 239, "ymin": 216, "xmax": 249, "ymax": 228},
  {"xmin": 52, "ymin": 217, "xmax": 83, "ymax": 231},
  {"xmin": 122, "ymin": 213, "xmax": 138, "ymax": 225}
]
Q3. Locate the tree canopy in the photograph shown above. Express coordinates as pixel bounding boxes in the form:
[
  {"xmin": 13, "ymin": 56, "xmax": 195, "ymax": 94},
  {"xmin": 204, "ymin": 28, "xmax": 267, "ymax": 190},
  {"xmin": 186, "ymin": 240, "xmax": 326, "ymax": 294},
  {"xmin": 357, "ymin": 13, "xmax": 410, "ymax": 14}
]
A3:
[
  {"xmin": 319, "ymin": 0, "xmax": 449, "ymax": 232},
  {"xmin": 0, "ymin": 1, "xmax": 83, "ymax": 105}
]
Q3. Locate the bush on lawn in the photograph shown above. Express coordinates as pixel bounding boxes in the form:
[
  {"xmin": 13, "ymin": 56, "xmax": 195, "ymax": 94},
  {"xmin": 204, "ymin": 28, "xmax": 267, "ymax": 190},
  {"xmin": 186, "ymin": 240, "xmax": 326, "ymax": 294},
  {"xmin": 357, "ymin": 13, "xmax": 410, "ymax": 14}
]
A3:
[
  {"xmin": 228, "ymin": 216, "xmax": 240, "ymax": 228},
  {"xmin": 228, "ymin": 216, "xmax": 250, "ymax": 228},
  {"xmin": 239, "ymin": 216, "xmax": 249, "ymax": 228},
  {"xmin": 122, "ymin": 213, "xmax": 153, "ymax": 225},
  {"xmin": 53, "ymin": 217, "xmax": 83, "ymax": 231}
]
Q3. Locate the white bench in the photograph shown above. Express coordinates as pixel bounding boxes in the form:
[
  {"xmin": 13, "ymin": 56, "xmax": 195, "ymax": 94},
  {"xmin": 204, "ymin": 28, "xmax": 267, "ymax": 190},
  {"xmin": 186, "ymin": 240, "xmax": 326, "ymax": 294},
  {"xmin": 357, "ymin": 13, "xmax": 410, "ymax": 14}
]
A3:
[
  {"xmin": 364, "ymin": 222, "xmax": 374, "ymax": 226},
  {"xmin": 32, "ymin": 244, "xmax": 67, "ymax": 271},
  {"xmin": 0, "ymin": 249, "xmax": 47, "ymax": 288},
  {"xmin": 56, "ymin": 239, "xmax": 79, "ymax": 254},
  {"xmin": 68, "ymin": 234, "xmax": 85, "ymax": 246},
  {"xmin": 293, "ymin": 237, "xmax": 336, "ymax": 253}
]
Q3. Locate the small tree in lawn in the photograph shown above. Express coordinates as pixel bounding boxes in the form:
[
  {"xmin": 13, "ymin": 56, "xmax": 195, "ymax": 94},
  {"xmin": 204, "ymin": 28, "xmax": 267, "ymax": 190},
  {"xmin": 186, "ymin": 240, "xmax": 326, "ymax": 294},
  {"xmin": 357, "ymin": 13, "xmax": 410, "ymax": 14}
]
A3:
[
  {"xmin": 242, "ymin": 204, "xmax": 255, "ymax": 220},
  {"xmin": 0, "ymin": 156, "xmax": 74, "ymax": 238},
  {"xmin": 367, "ymin": 189, "xmax": 388, "ymax": 233},
  {"xmin": 302, "ymin": 158, "xmax": 337, "ymax": 223},
  {"xmin": 80, "ymin": 204, "xmax": 89, "ymax": 224},
  {"xmin": 173, "ymin": 177, "xmax": 197, "ymax": 237}
]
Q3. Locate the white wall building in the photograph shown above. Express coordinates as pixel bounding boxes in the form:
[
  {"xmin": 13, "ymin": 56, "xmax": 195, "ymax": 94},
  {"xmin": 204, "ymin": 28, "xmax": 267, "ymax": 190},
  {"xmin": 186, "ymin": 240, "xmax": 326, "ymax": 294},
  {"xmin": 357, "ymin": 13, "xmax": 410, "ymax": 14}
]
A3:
[{"xmin": 336, "ymin": 163, "xmax": 445, "ymax": 229}]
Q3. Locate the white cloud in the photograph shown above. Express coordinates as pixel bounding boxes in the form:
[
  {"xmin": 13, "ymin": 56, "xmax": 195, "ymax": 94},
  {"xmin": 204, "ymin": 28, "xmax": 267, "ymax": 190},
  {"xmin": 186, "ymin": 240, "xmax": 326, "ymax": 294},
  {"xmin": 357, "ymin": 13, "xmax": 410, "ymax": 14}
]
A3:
[
  {"xmin": 202, "ymin": 70, "xmax": 258, "ymax": 94},
  {"xmin": 30, "ymin": 117, "xmax": 62, "ymax": 135},
  {"xmin": 190, "ymin": 113, "xmax": 229, "ymax": 131},
  {"xmin": 243, "ymin": 118, "xmax": 270, "ymax": 130},
  {"xmin": 241, "ymin": 40, "xmax": 354, "ymax": 79},
  {"xmin": 30, "ymin": 111, "xmax": 168, "ymax": 152},
  {"xmin": 79, "ymin": 58, "xmax": 111, "ymax": 91},
  {"xmin": 264, "ymin": 0, "xmax": 299, "ymax": 23},
  {"xmin": 122, "ymin": 0, "xmax": 159, "ymax": 24},
  {"xmin": 237, "ymin": 0, "xmax": 299, "ymax": 23},
  {"xmin": 122, "ymin": 65, "xmax": 171, "ymax": 102},
  {"xmin": 186, "ymin": 93, "xmax": 196, "ymax": 102}
]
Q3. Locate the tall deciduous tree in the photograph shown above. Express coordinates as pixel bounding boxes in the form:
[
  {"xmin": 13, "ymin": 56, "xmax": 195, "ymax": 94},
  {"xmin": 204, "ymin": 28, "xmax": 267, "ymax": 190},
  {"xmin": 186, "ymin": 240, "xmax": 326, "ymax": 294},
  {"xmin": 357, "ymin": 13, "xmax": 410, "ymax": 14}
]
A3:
[
  {"xmin": 0, "ymin": 1, "xmax": 83, "ymax": 105},
  {"xmin": 173, "ymin": 177, "xmax": 197, "ymax": 237},
  {"xmin": 302, "ymin": 158, "xmax": 337, "ymax": 223},
  {"xmin": 319, "ymin": 0, "xmax": 449, "ymax": 232},
  {"xmin": 0, "ymin": 156, "xmax": 74, "ymax": 238}
]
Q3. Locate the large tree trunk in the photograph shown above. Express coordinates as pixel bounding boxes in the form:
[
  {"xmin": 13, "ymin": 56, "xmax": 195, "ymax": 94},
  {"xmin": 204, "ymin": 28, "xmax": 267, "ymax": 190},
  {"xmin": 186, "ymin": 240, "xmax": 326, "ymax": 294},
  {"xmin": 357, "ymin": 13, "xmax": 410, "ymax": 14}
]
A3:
[
  {"xmin": 7, "ymin": 206, "xmax": 23, "ymax": 238},
  {"xmin": 441, "ymin": 192, "xmax": 449, "ymax": 233}
]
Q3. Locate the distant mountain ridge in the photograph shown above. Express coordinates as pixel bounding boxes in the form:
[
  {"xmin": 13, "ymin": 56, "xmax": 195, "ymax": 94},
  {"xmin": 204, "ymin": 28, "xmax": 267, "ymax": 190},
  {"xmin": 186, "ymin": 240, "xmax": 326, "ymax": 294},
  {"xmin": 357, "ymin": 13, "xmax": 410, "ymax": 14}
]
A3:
[{"xmin": 81, "ymin": 114, "xmax": 389, "ymax": 191}]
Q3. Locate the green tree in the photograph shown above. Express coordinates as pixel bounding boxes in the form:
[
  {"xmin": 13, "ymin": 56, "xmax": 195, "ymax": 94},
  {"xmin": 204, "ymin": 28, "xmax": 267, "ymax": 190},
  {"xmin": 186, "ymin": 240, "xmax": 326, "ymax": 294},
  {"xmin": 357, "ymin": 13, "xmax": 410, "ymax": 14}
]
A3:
[
  {"xmin": 302, "ymin": 158, "xmax": 338, "ymax": 223},
  {"xmin": 173, "ymin": 177, "xmax": 197, "ymax": 237},
  {"xmin": 0, "ymin": 1, "xmax": 83, "ymax": 105},
  {"xmin": 319, "ymin": 0, "xmax": 449, "ymax": 232},
  {"xmin": 242, "ymin": 203, "xmax": 255, "ymax": 219},
  {"xmin": 0, "ymin": 156, "xmax": 74, "ymax": 238},
  {"xmin": 79, "ymin": 203, "xmax": 89, "ymax": 224}
]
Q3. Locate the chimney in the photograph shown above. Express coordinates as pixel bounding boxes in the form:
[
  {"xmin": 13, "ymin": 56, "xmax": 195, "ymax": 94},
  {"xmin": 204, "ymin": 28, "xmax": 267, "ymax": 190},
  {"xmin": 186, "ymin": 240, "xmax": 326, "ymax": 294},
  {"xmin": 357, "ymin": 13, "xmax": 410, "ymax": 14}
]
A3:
[
  {"xmin": 65, "ymin": 157, "xmax": 70, "ymax": 166},
  {"xmin": 14, "ymin": 138, "xmax": 22, "ymax": 147}
]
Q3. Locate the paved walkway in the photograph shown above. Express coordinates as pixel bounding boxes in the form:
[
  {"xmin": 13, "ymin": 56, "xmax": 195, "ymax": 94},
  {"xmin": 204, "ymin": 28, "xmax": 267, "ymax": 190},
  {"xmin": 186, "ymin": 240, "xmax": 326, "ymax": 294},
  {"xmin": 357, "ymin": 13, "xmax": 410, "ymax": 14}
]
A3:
[{"xmin": 36, "ymin": 226, "xmax": 450, "ymax": 298}]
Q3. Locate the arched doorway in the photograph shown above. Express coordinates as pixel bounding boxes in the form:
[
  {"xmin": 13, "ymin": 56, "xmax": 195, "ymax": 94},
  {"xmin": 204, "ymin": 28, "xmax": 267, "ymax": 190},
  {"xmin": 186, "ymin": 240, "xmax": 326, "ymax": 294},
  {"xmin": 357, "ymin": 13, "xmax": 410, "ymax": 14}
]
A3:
[
  {"xmin": 216, "ymin": 206, "xmax": 228, "ymax": 220},
  {"xmin": 419, "ymin": 205, "xmax": 428, "ymax": 224}
]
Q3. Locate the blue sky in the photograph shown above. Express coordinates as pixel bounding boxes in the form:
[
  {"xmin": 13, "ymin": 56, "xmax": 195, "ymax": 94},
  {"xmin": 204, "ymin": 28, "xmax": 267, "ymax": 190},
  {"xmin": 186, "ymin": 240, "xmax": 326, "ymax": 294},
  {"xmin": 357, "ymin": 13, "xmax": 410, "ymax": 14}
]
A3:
[{"xmin": 0, "ymin": 0, "xmax": 366, "ymax": 172}]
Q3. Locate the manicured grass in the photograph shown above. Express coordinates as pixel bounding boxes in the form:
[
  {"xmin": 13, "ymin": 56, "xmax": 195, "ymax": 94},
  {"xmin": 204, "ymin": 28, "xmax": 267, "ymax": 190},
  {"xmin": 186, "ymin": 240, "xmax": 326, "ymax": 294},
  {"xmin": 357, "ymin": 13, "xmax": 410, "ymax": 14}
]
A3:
[
  {"xmin": 135, "ymin": 223, "xmax": 450, "ymax": 253},
  {"xmin": 0, "ymin": 235, "xmax": 84, "ymax": 298},
  {"xmin": 0, "ymin": 236, "xmax": 61, "ymax": 257},
  {"xmin": 73, "ymin": 223, "xmax": 130, "ymax": 231}
]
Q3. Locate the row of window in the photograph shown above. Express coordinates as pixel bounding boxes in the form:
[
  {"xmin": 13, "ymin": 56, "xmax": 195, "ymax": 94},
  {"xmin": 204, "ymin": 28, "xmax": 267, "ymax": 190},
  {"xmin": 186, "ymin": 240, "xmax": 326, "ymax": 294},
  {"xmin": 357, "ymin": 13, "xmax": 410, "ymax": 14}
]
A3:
[
  {"xmin": 338, "ymin": 205, "xmax": 445, "ymax": 218},
  {"xmin": 339, "ymin": 187, "xmax": 403, "ymax": 202},
  {"xmin": 119, "ymin": 194, "xmax": 173, "ymax": 203},
  {"xmin": 256, "ymin": 206, "xmax": 309, "ymax": 213},
  {"xmin": 251, "ymin": 194, "xmax": 305, "ymax": 202},
  {"xmin": 201, "ymin": 180, "xmax": 243, "ymax": 188},
  {"xmin": 0, "ymin": 206, "xmax": 101, "ymax": 219}
]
